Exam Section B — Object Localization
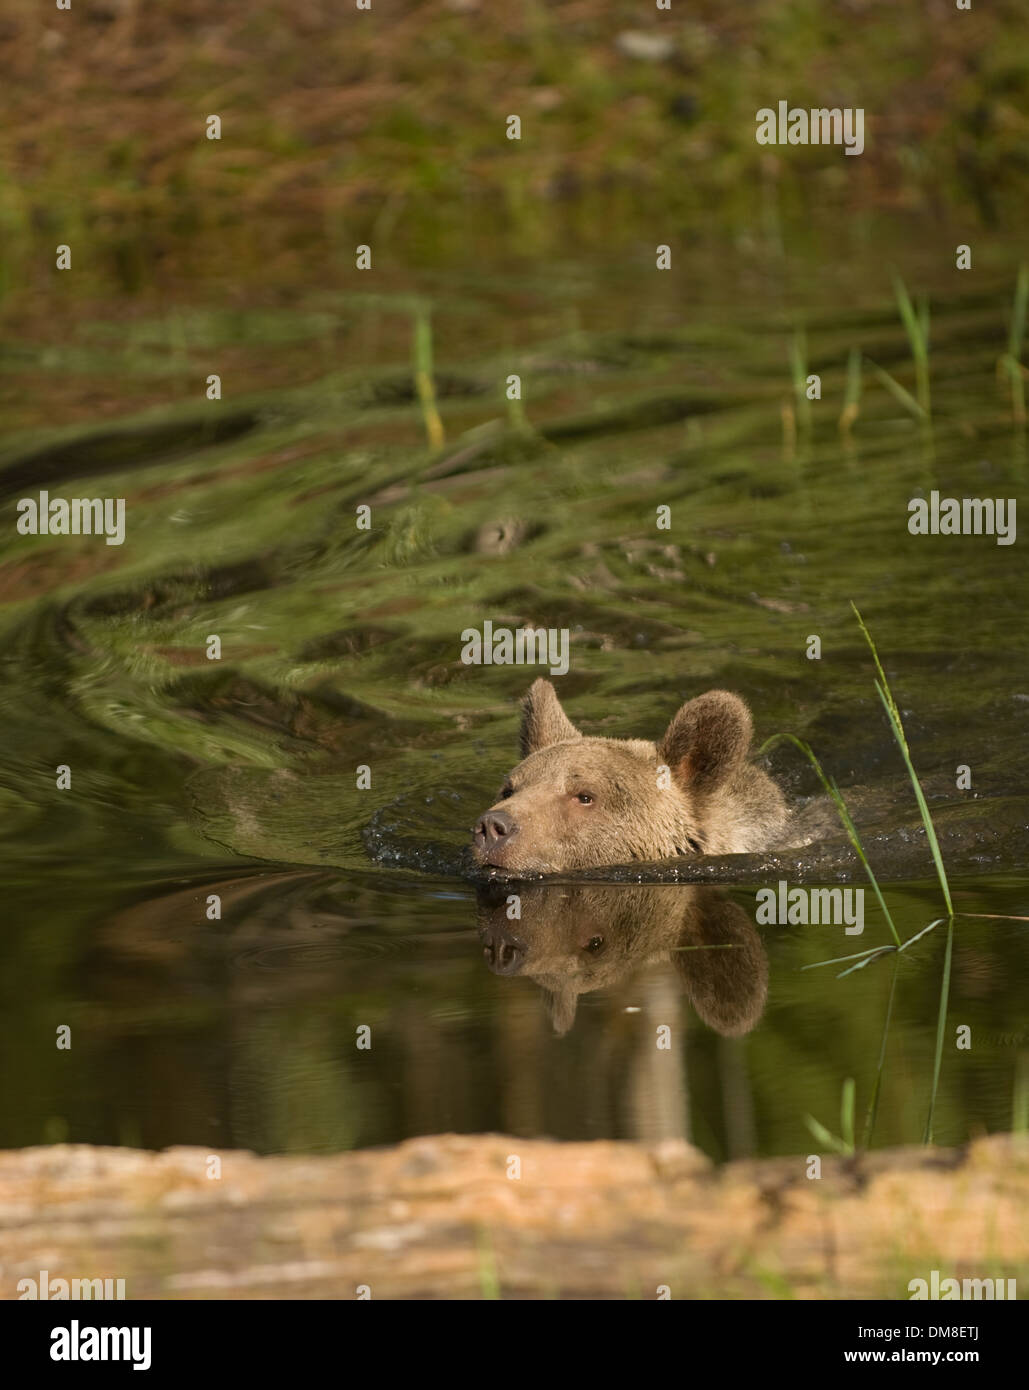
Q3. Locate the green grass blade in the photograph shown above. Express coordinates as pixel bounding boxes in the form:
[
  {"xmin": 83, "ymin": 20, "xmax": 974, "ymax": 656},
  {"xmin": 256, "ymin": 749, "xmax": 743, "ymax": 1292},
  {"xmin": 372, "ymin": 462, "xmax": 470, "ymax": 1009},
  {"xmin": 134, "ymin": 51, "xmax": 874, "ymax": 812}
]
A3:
[
  {"xmin": 892, "ymin": 274, "xmax": 922, "ymax": 354},
  {"xmin": 1014, "ymin": 1052, "xmax": 1029, "ymax": 1135},
  {"xmin": 1009, "ymin": 264, "xmax": 1028, "ymax": 360},
  {"xmin": 1001, "ymin": 352, "xmax": 1026, "ymax": 425},
  {"xmin": 889, "ymin": 273, "xmax": 934, "ymax": 414},
  {"xmin": 803, "ymin": 1114, "xmax": 849, "ymax": 1155},
  {"xmin": 892, "ymin": 274, "xmax": 931, "ymax": 417},
  {"xmin": 759, "ymin": 731, "xmax": 901, "ymax": 946},
  {"xmin": 837, "ymin": 917, "xmax": 946, "ymax": 974},
  {"xmin": 476, "ymin": 1226, "xmax": 501, "ymax": 1299},
  {"xmin": 953, "ymin": 912, "xmax": 1029, "ymax": 923},
  {"xmin": 789, "ymin": 325, "xmax": 812, "ymax": 432},
  {"xmin": 505, "ymin": 386, "xmax": 532, "ymax": 435},
  {"xmin": 863, "ymin": 959, "xmax": 900, "ymax": 1147},
  {"xmin": 851, "ymin": 602, "xmax": 902, "ymax": 734},
  {"xmin": 923, "ymin": 914, "xmax": 954, "ymax": 1144},
  {"xmin": 898, "ymin": 918, "xmax": 947, "ymax": 951},
  {"xmin": 413, "ymin": 306, "xmax": 445, "ymax": 451},
  {"xmin": 840, "ymin": 1077, "xmax": 856, "ymax": 1152},
  {"xmin": 851, "ymin": 603, "xmax": 953, "ymax": 917},
  {"xmin": 917, "ymin": 295, "xmax": 931, "ymax": 357},
  {"xmin": 839, "ymin": 345, "xmax": 862, "ymax": 433},
  {"xmin": 874, "ymin": 681, "xmax": 953, "ymax": 917},
  {"xmin": 837, "ymin": 947, "xmax": 899, "ymax": 978},
  {"xmin": 867, "ymin": 359, "xmax": 927, "ymax": 421},
  {"xmin": 806, "ymin": 913, "xmax": 943, "ymax": 977},
  {"xmin": 788, "ymin": 325, "xmax": 806, "ymax": 393},
  {"xmin": 800, "ymin": 946, "xmax": 890, "ymax": 971}
]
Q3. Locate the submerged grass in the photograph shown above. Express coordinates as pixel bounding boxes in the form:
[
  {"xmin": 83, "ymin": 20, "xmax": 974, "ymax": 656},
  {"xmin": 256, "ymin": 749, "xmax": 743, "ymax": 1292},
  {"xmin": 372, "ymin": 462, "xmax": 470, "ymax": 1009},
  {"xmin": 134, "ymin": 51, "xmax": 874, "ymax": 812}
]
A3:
[
  {"xmin": 476, "ymin": 1226, "xmax": 501, "ymax": 1300},
  {"xmin": 893, "ymin": 274, "xmax": 932, "ymax": 419},
  {"xmin": 1000, "ymin": 263, "xmax": 1028, "ymax": 425},
  {"xmin": 862, "ymin": 959, "xmax": 900, "ymax": 1147},
  {"xmin": 412, "ymin": 305, "xmax": 445, "ymax": 451},
  {"xmin": 804, "ymin": 1078, "xmax": 856, "ymax": 1156},
  {"xmin": 503, "ymin": 375, "xmax": 533, "ymax": 436},
  {"xmin": 1015, "ymin": 1053, "xmax": 1029, "ymax": 1135},
  {"xmin": 923, "ymin": 914, "xmax": 955, "ymax": 1144},
  {"xmin": 863, "ymin": 275, "xmax": 933, "ymax": 424},
  {"xmin": 839, "ymin": 345, "xmax": 862, "ymax": 435},
  {"xmin": 867, "ymin": 359, "xmax": 926, "ymax": 422},
  {"xmin": 806, "ymin": 268, "xmax": 1025, "ymax": 438},
  {"xmin": 788, "ymin": 325, "xmax": 812, "ymax": 435}
]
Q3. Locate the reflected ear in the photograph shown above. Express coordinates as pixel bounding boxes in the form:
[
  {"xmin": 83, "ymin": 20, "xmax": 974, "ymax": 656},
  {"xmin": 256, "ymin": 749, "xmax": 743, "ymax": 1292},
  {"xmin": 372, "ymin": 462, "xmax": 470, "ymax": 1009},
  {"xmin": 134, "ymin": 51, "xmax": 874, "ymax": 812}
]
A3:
[
  {"xmin": 673, "ymin": 890, "xmax": 768, "ymax": 1037},
  {"xmin": 520, "ymin": 679, "xmax": 581, "ymax": 757},
  {"xmin": 659, "ymin": 690, "xmax": 752, "ymax": 794},
  {"xmin": 541, "ymin": 982, "xmax": 578, "ymax": 1037}
]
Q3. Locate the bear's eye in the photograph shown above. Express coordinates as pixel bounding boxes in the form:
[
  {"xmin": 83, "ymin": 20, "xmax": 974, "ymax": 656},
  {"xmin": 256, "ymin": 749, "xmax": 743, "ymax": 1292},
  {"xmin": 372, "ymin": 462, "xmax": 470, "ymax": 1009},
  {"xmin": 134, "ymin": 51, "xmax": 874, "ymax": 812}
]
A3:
[
  {"xmin": 499, "ymin": 785, "xmax": 514, "ymax": 799},
  {"xmin": 575, "ymin": 792, "xmax": 594, "ymax": 805},
  {"xmin": 586, "ymin": 936, "xmax": 604, "ymax": 953}
]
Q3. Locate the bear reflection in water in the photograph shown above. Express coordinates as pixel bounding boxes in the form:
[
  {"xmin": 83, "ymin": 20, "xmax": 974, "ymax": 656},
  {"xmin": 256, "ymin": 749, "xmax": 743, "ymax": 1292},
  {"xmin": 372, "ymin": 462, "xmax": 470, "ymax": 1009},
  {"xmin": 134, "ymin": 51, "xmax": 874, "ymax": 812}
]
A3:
[{"xmin": 476, "ymin": 882, "xmax": 767, "ymax": 1037}]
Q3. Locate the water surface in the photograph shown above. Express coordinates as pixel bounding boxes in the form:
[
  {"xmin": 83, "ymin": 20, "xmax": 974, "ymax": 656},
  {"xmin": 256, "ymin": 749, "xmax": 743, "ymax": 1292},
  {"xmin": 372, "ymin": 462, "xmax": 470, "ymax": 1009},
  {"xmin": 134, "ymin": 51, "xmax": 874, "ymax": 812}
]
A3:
[{"xmin": 2, "ymin": 243, "xmax": 1026, "ymax": 1159}]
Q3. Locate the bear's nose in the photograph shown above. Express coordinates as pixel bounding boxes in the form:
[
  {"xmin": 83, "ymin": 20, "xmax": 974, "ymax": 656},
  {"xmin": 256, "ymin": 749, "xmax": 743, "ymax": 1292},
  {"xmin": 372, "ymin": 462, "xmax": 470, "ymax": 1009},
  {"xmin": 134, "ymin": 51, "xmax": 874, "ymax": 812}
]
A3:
[
  {"xmin": 473, "ymin": 808, "xmax": 519, "ymax": 847},
  {"xmin": 480, "ymin": 927, "xmax": 526, "ymax": 975}
]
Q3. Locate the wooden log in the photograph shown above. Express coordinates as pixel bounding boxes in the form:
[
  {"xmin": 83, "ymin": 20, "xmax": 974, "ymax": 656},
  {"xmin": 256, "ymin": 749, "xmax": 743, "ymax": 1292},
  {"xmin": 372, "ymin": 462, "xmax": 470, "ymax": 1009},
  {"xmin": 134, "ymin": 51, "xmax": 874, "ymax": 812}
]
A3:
[{"xmin": 0, "ymin": 1133, "xmax": 1026, "ymax": 1300}]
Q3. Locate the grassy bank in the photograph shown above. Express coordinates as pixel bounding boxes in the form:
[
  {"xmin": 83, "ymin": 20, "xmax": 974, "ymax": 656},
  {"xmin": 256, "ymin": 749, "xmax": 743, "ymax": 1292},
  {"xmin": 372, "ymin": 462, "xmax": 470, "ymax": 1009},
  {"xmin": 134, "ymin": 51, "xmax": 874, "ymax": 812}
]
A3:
[{"xmin": 1, "ymin": 0, "xmax": 1027, "ymax": 317}]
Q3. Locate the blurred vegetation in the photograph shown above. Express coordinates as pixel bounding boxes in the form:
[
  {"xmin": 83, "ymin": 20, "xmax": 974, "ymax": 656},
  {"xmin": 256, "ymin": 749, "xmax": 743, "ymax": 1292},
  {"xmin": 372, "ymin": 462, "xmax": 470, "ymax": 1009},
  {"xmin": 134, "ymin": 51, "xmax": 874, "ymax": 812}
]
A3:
[{"xmin": 1, "ymin": 0, "xmax": 1027, "ymax": 317}]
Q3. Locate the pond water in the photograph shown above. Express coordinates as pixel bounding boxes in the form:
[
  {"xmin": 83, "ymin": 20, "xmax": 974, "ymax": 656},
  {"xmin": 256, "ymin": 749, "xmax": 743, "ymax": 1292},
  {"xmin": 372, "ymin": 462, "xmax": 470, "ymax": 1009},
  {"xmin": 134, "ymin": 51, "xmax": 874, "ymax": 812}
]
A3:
[{"xmin": 1, "ymin": 239, "xmax": 1026, "ymax": 1160}]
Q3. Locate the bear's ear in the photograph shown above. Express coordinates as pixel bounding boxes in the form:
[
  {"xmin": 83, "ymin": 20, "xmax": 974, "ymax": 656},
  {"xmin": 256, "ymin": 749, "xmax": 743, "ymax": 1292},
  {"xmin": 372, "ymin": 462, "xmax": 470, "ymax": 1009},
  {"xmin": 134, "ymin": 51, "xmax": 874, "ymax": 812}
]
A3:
[
  {"xmin": 520, "ymin": 679, "xmax": 581, "ymax": 757},
  {"xmin": 673, "ymin": 892, "xmax": 768, "ymax": 1037},
  {"xmin": 658, "ymin": 690, "xmax": 752, "ymax": 794},
  {"xmin": 541, "ymin": 981, "xmax": 579, "ymax": 1037}
]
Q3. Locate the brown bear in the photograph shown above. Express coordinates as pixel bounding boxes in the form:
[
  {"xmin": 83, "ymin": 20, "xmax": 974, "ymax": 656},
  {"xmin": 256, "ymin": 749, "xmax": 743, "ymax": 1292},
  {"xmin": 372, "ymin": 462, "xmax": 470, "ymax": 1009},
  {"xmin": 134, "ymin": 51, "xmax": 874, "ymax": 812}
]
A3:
[
  {"xmin": 477, "ymin": 881, "xmax": 768, "ymax": 1037},
  {"xmin": 471, "ymin": 679, "xmax": 790, "ymax": 875}
]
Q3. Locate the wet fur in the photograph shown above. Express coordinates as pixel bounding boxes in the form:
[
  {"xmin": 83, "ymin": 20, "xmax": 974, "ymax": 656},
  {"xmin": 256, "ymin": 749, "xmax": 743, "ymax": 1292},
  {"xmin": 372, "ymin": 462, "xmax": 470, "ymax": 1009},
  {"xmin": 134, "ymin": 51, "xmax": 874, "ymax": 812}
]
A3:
[{"xmin": 471, "ymin": 679, "xmax": 790, "ymax": 874}]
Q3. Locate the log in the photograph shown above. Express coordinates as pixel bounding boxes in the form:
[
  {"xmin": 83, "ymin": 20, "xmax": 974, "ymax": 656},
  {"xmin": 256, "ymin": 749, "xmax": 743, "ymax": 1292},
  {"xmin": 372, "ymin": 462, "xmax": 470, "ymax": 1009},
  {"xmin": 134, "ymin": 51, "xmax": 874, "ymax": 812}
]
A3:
[{"xmin": 1, "ymin": 1133, "xmax": 1026, "ymax": 1300}]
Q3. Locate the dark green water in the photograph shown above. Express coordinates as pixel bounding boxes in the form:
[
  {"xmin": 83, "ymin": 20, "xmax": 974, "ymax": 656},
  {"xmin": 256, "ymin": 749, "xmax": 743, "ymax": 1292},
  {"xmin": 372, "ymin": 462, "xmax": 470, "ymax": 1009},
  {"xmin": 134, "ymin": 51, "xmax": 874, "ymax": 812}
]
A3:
[{"xmin": 1, "ymin": 247, "xmax": 1026, "ymax": 1159}]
